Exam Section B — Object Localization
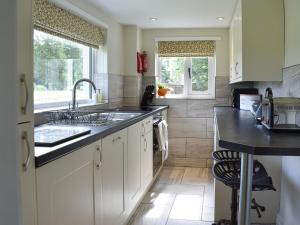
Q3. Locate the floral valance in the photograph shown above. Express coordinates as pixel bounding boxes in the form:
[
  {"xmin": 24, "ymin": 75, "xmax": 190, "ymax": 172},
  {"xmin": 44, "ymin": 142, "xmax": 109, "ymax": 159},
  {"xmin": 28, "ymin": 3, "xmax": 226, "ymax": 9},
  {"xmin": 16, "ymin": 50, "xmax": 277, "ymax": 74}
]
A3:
[
  {"xmin": 157, "ymin": 40, "xmax": 215, "ymax": 57},
  {"xmin": 33, "ymin": 0, "xmax": 104, "ymax": 48}
]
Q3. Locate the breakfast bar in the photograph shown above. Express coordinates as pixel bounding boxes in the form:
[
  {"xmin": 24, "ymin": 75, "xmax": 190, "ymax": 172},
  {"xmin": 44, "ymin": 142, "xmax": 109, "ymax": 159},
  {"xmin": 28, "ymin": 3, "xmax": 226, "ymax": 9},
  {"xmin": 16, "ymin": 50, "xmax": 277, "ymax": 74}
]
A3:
[{"xmin": 214, "ymin": 106, "xmax": 300, "ymax": 225}]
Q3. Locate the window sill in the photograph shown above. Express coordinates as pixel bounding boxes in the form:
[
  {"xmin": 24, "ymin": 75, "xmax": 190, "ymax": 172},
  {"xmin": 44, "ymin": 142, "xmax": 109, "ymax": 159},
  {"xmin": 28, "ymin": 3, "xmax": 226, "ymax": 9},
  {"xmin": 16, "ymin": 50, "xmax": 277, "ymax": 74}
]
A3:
[{"xmin": 34, "ymin": 101, "xmax": 108, "ymax": 114}]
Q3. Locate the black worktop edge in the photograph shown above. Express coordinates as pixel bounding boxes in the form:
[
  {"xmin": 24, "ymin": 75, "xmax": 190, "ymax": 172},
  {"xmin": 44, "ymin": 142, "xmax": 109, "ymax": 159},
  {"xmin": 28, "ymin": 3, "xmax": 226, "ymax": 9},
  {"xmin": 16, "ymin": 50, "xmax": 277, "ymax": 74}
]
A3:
[{"xmin": 35, "ymin": 106, "xmax": 169, "ymax": 167}]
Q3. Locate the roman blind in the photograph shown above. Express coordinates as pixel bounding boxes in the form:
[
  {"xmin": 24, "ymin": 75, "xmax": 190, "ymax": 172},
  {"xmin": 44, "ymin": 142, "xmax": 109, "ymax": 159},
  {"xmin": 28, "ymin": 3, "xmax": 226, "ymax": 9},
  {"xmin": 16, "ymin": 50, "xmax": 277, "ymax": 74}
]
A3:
[
  {"xmin": 157, "ymin": 40, "xmax": 215, "ymax": 57},
  {"xmin": 33, "ymin": 0, "xmax": 104, "ymax": 48}
]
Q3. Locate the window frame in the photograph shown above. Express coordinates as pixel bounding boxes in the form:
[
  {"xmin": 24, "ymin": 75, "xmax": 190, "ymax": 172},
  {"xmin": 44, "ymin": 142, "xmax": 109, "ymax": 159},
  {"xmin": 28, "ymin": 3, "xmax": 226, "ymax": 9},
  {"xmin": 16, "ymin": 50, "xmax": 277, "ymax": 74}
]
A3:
[
  {"xmin": 157, "ymin": 56, "xmax": 216, "ymax": 99},
  {"xmin": 33, "ymin": 31, "xmax": 96, "ymax": 110}
]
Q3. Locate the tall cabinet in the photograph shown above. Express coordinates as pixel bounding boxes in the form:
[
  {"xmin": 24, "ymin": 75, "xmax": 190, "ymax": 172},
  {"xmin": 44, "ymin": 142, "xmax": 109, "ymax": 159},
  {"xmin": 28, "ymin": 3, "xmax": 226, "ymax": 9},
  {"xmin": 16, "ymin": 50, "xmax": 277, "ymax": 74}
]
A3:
[
  {"xmin": 17, "ymin": 0, "xmax": 36, "ymax": 225},
  {"xmin": 229, "ymin": 0, "xmax": 284, "ymax": 83}
]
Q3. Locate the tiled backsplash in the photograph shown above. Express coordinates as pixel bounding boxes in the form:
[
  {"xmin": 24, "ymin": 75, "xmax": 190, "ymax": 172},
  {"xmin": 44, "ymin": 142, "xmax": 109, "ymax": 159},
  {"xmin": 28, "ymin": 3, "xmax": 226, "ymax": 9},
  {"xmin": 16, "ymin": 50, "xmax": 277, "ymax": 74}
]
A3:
[
  {"xmin": 139, "ymin": 76, "xmax": 231, "ymax": 168},
  {"xmin": 255, "ymin": 64, "xmax": 300, "ymax": 97}
]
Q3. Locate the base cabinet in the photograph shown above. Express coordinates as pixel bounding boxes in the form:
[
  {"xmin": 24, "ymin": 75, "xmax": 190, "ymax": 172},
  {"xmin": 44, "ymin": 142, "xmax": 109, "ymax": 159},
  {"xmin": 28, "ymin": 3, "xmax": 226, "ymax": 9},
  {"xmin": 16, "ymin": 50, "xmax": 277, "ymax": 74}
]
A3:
[
  {"xmin": 19, "ymin": 122, "xmax": 37, "ymax": 225},
  {"xmin": 101, "ymin": 129, "xmax": 127, "ymax": 225},
  {"xmin": 126, "ymin": 123, "xmax": 142, "ymax": 213},
  {"xmin": 36, "ymin": 141, "xmax": 102, "ymax": 225},
  {"xmin": 140, "ymin": 118, "xmax": 153, "ymax": 191}
]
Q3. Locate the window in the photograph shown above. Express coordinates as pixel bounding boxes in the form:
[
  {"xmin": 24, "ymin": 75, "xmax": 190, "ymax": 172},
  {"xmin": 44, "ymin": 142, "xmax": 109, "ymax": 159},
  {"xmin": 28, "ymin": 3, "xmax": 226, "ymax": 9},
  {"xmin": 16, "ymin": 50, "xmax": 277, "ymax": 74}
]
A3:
[
  {"xmin": 157, "ymin": 56, "xmax": 215, "ymax": 98},
  {"xmin": 34, "ymin": 30, "xmax": 93, "ymax": 109}
]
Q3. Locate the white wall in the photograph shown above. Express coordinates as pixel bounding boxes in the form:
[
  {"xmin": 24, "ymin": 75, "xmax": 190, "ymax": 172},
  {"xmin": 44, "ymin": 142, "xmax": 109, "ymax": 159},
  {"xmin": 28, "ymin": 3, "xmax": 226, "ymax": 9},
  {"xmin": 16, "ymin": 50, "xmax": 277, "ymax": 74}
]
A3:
[
  {"xmin": 64, "ymin": 0, "xmax": 124, "ymax": 75},
  {"xmin": 277, "ymin": 1, "xmax": 300, "ymax": 224},
  {"xmin": 0, "ymin": 0, "xmax": 21, "ymax": 224},
  {"xmin": 141, "ymin": 28, "xmax": 229, "ymax": 77},
  {"xmin": 284, "ymin": 0, "xmax": 300, "ymax": 67},
  {"xmin": 123, "ymin": 25, "xmax": 140, "ymax": 76}
]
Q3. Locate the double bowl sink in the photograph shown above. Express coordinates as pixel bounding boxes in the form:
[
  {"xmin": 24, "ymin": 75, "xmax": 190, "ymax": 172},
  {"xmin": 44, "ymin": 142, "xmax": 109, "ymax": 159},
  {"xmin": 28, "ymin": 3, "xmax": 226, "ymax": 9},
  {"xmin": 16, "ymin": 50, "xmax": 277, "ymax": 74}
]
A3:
[{"xmin": 35, "ymin": 109, "xmax": 145, "ymax": 147}]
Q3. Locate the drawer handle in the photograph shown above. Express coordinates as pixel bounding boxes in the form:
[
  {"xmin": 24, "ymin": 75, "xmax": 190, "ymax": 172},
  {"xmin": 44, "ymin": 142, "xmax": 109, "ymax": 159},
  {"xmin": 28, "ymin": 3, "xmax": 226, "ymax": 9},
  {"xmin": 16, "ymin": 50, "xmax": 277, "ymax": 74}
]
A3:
[
  {"xmin": 144, "ymin": 138, "xmax": 147, "ymax": 152},
  {"xmin": 22, "ymin": 132, "xmax": 31, "ymax": 171},
  {"xmin": 146, "ymin": 120, "xmax": 151, "ymax": 125},
  {"xmin": 20, "ymin": 74, "xmax": 29, "ymax": 115},
  {"xmin": 112, "ymin": 136, "xmax": 121, "ymax": 143},
  {"xmin": 235, "ymin": 62, "xmax": 239, "ymax": 75}
]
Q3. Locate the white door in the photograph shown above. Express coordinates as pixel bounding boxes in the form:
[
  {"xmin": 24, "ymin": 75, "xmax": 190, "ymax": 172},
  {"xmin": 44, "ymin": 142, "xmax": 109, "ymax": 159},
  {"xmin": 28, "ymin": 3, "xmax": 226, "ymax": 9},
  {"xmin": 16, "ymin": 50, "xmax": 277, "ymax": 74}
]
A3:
[
  {"xmin": 141, "ymin": 125, "xmax": 153, "ymax": 191},
  {"xmin": 36, "ymin": 141, "xmax": 101, "ymax": 225},
  {"xmin": 18, "ymin": 122, "xmax": 37, "ymax": 225},
  {"xmin": 102, "ymin": 129, "xmax": 127, "ymax": 225},
  {"xmin": 17, "ymin": 0, "xmax": 34, "ymax": 123},
  {"xmin": 126, "ymin": 123, "xmax": 142, "ymax": 213}
]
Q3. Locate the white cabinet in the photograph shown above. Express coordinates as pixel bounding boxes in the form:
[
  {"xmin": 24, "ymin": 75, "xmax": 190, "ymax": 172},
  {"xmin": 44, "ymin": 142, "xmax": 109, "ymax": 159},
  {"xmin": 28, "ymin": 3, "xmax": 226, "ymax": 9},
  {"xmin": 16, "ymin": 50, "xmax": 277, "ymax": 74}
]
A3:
[
  {"xmin": 229, "ymin": 0, "xmax": 284, "ymax": 83},
  {"xmin": 101, "ymin": 129, "xmax": 127, "ymax": 225},
  {"xmin": 17, "ymin": 0, "xmax": 34, "ymax": 123},
  {"xmin": 126, "ymin": 122, "xmax": 142, "ymax": 213},
  {"xmin": 18, "ymin": 123, "xmax": 37, "ymax": 225},
  {"xmin": 36, "ymin": 141, "xmax": 102, "ymax": 225},
  {"xmin": 140, "ymin": 117, "xmax": 153, "ymax": 191}
]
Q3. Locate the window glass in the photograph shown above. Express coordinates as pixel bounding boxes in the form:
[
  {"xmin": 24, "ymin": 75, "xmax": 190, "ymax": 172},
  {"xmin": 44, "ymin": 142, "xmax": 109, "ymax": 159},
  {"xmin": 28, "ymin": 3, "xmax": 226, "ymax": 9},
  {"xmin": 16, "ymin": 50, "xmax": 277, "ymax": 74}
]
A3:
[
  {"xmin": 191, "ymin": 57, "xmax": 208, "ymax": 92},
  {"xmin": 34, "ymin": 30, "xmax": 91, "ymax": 106},
  {"xmin": 157, "ymin": 56, "xmax": 215, "ymax": 98}
]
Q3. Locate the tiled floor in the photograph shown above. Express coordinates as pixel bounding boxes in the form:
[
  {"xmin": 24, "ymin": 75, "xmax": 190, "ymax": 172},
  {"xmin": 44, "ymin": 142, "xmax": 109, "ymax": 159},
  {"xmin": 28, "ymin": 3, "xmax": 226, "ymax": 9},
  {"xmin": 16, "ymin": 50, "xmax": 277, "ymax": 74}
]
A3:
[{"xmin": 128, "ymin": 167, "xmax": 214, "ymax": 225}]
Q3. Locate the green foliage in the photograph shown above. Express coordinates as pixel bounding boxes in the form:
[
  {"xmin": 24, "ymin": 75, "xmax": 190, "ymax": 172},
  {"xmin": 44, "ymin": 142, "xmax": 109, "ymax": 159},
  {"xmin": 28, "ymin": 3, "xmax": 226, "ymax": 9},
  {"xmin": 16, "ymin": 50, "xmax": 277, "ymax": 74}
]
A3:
[
  {"xmin": 160, "ymin": 57, "xmax": 185, "ymax": 85},
  {"xmin": 34, "ymin": 31, "xmax": 85, "ymax": 91},
  {"xmin": 191, "ymin": 58, "xmax": 208, "ymax": 91}
]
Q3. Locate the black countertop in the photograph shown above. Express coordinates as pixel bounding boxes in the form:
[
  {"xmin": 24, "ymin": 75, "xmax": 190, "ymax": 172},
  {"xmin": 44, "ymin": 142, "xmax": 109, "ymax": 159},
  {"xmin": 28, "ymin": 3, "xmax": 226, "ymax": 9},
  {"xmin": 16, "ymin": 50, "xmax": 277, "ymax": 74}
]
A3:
[
  {"xmin": 215, "ymin": 106, "xmax": 300, "ymax": 156},
  {"xmin": 35, "ymin": 106, "xmax": 168, "ymax": 167}
]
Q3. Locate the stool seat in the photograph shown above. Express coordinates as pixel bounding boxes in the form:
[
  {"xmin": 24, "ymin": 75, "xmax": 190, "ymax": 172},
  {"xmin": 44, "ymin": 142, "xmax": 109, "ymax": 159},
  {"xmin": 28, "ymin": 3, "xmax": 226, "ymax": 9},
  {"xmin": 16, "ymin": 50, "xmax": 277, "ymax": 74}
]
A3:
[
  {"xmin": 213, "ymin": 160, "xmax": 275, "ymax": 191},
  {"xmin": 212, "ymin": 150, "xmax": 240, "ymax": 162}
]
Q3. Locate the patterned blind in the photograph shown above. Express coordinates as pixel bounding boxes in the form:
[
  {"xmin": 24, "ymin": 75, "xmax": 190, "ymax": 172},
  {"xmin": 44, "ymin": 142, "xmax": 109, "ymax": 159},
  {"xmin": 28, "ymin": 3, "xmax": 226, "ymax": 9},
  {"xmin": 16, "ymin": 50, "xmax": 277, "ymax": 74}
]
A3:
[
  {"xmin": 158, "ymin": 40, "xmax": 215, "ymax": 57},
  {"xmin": 33, "ymin": 0, "xmax": 104, "ymax": 48}
]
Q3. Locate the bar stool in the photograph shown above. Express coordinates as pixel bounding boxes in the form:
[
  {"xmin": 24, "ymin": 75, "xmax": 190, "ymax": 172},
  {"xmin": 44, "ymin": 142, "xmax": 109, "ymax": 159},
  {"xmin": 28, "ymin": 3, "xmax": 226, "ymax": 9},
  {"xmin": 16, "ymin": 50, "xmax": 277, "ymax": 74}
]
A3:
[{"xmin": 212, "ymin": 150, "xmax": 276, "ymax": 225}]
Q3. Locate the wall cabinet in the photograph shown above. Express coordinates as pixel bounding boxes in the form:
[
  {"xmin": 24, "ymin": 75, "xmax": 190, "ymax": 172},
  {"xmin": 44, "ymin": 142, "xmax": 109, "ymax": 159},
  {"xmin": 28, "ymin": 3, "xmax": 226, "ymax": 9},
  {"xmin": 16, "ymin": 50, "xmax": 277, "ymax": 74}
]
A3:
[
  {"xmin": 19, "ymin": 122, "xmax": 37, "ymax": 225},
  {"xmin": 229, "ymin": 0, "xmax": 284, "ymax": 83},
  {"xmin": 36, "ymin": 141, "xmax": 102, "ymax": 225},
  {"xmin": 101, "ymin": 129, "xmax": 127, "ymax": 225}
]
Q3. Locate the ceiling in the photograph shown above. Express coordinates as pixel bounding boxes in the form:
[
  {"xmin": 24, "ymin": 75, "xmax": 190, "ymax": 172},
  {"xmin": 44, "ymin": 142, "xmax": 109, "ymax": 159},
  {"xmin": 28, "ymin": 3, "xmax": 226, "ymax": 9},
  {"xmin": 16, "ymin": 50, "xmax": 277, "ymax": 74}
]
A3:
[{"xmin": 83, "ymin": 0, "xmax": 237, "ymax": 28}]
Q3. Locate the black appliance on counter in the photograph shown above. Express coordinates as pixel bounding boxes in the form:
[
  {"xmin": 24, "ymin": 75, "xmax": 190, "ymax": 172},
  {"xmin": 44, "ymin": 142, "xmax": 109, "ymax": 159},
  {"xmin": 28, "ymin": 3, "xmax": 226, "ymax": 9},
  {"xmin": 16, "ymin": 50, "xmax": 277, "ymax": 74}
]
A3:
[
  {"xmin": 232, "ymin": 88, "xmax": 259, "ymax": 109},
  {"xmin": 141, "ymin": 85, "xmax": 155, "ymax": 106}
]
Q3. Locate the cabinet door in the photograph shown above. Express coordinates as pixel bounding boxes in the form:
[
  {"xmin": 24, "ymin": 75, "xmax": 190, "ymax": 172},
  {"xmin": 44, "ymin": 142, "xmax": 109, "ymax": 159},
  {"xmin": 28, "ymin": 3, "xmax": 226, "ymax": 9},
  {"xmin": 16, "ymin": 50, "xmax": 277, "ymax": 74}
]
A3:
[
  {"xmin": 102, "ymin": 129, "xmax": 127, "ymax": 225},
  {"xmin": 141, "ymin": 129, "xmax": 153, "ymax": 191},
  {"xmin": 126, "ymin": 123, "xmax": 142, "ymax": 213},
  {"xmin": 234, "ymin": 0, "xmax": 242, "ymax": 79},
  {"xmin": 17, "ymin": 0, "xmax": 33, "ymax": 123},
  {"xmin": 36, "ymin": 142, "xmax": 101, "ymax": 225},
  {"xmin": 18, "ymin": 122, "xmax": 37, "ymax": 225}
]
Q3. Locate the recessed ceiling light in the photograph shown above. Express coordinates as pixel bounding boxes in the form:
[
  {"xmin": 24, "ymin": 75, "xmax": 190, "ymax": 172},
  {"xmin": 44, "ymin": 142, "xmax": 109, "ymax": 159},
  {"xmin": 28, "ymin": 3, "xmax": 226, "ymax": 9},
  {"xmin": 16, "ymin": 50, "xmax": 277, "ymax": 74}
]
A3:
[
  {"xmin": 217, "ymin": 17, "xmax": 225, "ymax": 21},
  {"xmin": 149, "ymin": 17, "xmax": 158, "ymax": 21}
]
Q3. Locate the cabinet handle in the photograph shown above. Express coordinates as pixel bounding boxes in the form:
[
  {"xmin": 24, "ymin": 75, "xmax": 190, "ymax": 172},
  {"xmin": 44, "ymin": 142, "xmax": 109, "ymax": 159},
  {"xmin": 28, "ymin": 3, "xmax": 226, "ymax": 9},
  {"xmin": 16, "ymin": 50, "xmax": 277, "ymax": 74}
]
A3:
[
  {"xmin": 96, "ymin": 146, "xmax": 101, "ymax": 168},
  {"xmin": 112, "ymin": 136, "xmax": 121, "ymax": 143},
  {"xmin": 144, "ymin": 138, "xmax": 147, "ymax": 152},
  {"xmin": 141, "ymin": 123, "xmax": 146, "ymax": 134},
  {"xmin": 235, "ymin": 62, "xmax": 239, "ymax": 75},
  {"xmin": 20, "ymin": 74, "xmax": 29, "ymax": 115},
  {"xmin": 22, "ymin": 131, "xmax": 31, "ymax": 171},
  {"xmin": 146, "ymin": 120, "xmax": 151, "ymax": 125}
]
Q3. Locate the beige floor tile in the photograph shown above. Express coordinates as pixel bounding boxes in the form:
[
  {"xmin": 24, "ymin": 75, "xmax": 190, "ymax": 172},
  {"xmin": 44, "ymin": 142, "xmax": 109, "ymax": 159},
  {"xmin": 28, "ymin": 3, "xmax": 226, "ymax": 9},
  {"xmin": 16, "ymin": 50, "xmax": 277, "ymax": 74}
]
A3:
[
  {"xmin": 181, "ymin": 168, "xmax": 213, "ymax": 186},
  {"xmin": 142, "ymin": 191, "xmax": 176, "ymax": 206},
  {"xmin": 166, "ymin": 219, "xmax": 212, "ymax": 225},
  {"xmin": 203, "ymin": 183, "xmax": 215, "ymax": 208},
  {"xmin": 128, "ymin": 203, "xmax": 172, "ymax": 225},
  {"xmin": 169, "ymin": 194, "xmax": 203, "ymax": 221},
  {"xmin": 201, "ymin": 206, "xmax": 214, "ymax": 221},
  {"xmin": 151, "ymin": 182, "xmax": 205, "ymax": 195},
  {"xmin": 156, "ymin": 167, "xmax": 186, "ymax": 184}
]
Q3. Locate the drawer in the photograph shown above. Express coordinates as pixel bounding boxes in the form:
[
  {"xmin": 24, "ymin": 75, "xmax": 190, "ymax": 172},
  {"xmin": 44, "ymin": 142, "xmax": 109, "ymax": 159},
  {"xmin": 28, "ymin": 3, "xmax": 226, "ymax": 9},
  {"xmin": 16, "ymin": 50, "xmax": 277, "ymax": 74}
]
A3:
[{"xmin": 141, "ymin": 116, "xmax": 153, "ymax": 134}]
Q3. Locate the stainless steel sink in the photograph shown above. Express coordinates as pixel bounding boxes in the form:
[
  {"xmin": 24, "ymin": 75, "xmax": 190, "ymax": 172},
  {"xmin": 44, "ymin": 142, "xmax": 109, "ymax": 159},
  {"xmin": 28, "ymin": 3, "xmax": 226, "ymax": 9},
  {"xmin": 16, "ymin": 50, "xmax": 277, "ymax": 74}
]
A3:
[{"xmin": 46, "ymin": 110, "xmax": 144, "ymax": 126}]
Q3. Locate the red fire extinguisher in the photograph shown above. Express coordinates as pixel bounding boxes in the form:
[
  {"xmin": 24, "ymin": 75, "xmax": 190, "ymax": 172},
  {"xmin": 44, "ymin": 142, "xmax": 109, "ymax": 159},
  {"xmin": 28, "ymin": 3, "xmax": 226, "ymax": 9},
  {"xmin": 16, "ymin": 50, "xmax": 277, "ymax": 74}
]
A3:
[{"xmin": 137, "ymin": 51, "xmax": 148, "ymax": 75}]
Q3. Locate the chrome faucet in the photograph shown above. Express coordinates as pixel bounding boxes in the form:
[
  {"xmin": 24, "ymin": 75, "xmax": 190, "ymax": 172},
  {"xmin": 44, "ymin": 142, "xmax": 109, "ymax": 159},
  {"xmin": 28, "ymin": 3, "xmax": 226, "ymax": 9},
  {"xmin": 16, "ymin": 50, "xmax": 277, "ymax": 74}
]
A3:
[{"xmin": 72, "ymin": 78, "xmax": 97, "ymax": 110}]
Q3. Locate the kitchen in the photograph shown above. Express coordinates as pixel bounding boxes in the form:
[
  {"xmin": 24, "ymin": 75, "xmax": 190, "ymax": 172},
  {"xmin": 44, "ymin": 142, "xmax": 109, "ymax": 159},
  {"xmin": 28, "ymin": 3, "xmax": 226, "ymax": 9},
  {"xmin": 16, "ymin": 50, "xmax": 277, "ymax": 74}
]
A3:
[{"xmin": 1, "ymin": 0, "xmax": 300, "ymax": 225}]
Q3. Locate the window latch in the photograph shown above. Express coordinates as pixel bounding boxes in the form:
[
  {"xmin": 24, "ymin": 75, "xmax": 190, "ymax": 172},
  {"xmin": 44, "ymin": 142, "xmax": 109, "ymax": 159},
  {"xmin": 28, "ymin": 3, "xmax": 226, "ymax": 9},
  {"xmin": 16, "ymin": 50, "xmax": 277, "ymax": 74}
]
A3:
[{"xmin": 188, "ymin": 68, "xmax": 191, "ymax": 79}]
